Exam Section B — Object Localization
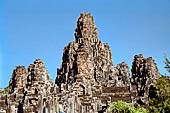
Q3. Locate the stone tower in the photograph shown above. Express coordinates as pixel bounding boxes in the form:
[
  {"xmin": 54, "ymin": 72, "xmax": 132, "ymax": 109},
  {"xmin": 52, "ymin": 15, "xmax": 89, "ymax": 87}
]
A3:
[{"xmin": 56, "ymin": 13, "xmax": 118, "ymax": 88}]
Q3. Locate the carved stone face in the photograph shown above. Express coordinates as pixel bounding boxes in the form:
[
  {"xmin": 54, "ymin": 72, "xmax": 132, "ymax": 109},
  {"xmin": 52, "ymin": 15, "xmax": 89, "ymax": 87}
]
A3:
[{"xmin": 75, "ymin": 13, "xmax": 99, "ymax": 41}]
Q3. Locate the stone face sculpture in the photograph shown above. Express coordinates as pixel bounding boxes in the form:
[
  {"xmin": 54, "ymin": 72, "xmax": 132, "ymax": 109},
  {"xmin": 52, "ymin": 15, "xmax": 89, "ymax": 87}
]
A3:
[
  {"xmin": 116, "ymin": 62, "xmax": 131, "ymax": 87},
  {"xmin": 131, "ymin": 54, "xmax": 160, "ymax": 107},
  {"xmin": 0, "ymin": 13, "xmax": 160, "ymax": 113},
  {"xmin": 56, "ymin": 13, "xmax": 117, "ymax": 88},
  {"xmin": 9, "ymin": 66, "xmax": 28, "ymax": 94}
]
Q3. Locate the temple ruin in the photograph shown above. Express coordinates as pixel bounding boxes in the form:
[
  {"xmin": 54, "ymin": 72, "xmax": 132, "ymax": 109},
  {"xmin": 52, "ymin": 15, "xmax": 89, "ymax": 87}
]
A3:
[{"xmin": 0, "ymin": 13, "xmax": 160, "ymax": 113}]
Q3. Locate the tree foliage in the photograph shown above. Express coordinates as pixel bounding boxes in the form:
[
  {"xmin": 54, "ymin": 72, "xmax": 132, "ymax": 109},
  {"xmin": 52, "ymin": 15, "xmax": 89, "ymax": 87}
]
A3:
[
  {"xmin": 164, "ymin": 56, "xmax": 170, "ymax": 73},
  {"xmin": 149, "ymin": 76, "xmax": 170, "ymax": 113},
  {"xmin": 4, "ymin": 86, "xmax": 9, "ymax": 94},
  {"xmin": 149, "ymin": 56, "xmax": 170, "ymax": 113},
  {"xmin": 109, "ymin": 101, "xmax": 148, "ymax": 113}
]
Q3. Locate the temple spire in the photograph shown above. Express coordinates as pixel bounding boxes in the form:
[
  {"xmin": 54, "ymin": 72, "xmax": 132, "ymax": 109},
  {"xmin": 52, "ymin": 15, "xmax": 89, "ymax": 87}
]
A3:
[{"xmin": 75, "ymin": 13, "xmax": 99, "ymax": 43}]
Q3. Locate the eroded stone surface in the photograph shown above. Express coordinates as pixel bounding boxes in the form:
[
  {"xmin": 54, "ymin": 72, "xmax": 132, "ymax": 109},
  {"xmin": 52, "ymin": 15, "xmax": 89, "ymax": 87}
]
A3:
[
  {"xmin": 116, "ymin": 62, "xmax": 131, "ymax": 87},
  {"xmin": 0, "ymin": 59, "xmax": 55, "ymax": 113},
  {"xmin": 9, "ymin": 66, "xmax": 28, "ymax": 94},
  {"xmin": 131, "ymin": 54, "xmax": 160, "ymax": 107},
  {"xmin": 56, "ymin": 13, "xmax": 117, "ymax": 88}
]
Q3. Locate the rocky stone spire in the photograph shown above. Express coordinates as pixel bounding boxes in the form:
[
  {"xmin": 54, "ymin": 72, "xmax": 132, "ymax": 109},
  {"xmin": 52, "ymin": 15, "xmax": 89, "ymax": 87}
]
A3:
[
  {"xmin": 9, "ymin": 66, "xmax": 28, "ymax": 94},
  {"xmin": 56, "ymin": 13, "xmax": 117, "ymax": 87},
  {"xmin": 131, "ymin": 54, "xmax": 160, "ymax": 96},
  {"xmin": 116, "ymin": 62, "xmax": 131, "ymax": 87},
  {"xmin": 7, "ymin": 59, "xmax": 54, "ymax": 113},
  {"xmin": 131, "ymin": 54, "xmax": 160, "ymax": 106},
  {"xmin": 9, "ymin": 59, "xmax": 51, "ymax": 93},
  {"xmin": 27, "ymin": 59, "xmax": 50, "ymax": 84},
  {"xmin": 75, "ymin": 13, "xmax": 99, "ymax": 43}
]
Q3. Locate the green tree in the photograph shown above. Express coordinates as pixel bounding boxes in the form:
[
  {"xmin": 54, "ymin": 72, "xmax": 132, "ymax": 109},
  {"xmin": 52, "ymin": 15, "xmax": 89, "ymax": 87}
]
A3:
[
  {"xmin": 109, "ymin": 101, "xmax": 148, "ymax": 113},
  {"xmin": 149, "ymin": 56, "xmax": 170, "ymax": 113},
  {"xmin": 164, "ymin": 56, "xmax": 170, "ymax": 73},
  {"xmin": 149, "ymin": 76, "xmax": 170, "ymax": 113},
  {"xmin": 4, "ymin": 86, "xmax": 9, "ymax": 94}
]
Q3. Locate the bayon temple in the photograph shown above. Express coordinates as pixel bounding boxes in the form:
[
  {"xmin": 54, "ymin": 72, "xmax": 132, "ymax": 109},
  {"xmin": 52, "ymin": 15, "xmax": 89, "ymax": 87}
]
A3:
[{"xmin": 0, "ymin": 13, "xmax": 160, "ymax": 113}]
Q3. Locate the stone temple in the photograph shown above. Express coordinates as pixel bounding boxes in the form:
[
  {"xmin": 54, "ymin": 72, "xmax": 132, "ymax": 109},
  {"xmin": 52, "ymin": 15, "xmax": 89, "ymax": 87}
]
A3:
[{"xmin": 0, "ymin": 13, "xmax": 160, "ymax": 113}]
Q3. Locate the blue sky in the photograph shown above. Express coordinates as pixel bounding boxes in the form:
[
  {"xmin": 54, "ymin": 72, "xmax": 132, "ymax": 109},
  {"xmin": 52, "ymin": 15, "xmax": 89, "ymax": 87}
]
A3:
[{"xmin": 0, "ymin": 0, "xmax": 170, "ymax": 88}]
